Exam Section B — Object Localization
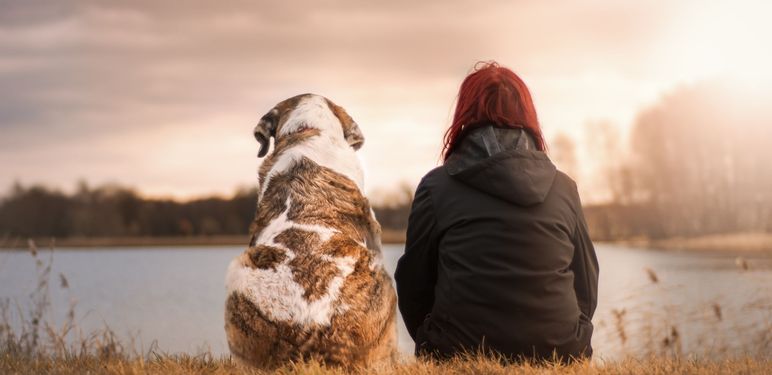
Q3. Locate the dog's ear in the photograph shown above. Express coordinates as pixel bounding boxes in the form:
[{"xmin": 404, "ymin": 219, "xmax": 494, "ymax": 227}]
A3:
[
  {"xmin": 326, "ymin": 99, "xmax": 364, "ymax": 150},
  {"xmin": 254, "ymin": 108, "xmax": 279, "ymax": 158}
]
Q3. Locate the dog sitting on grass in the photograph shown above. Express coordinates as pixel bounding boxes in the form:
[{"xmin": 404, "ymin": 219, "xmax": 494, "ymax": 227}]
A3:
[{"xmin": 224, "ymin": 94, "xmax": 397, "ymax": 369}]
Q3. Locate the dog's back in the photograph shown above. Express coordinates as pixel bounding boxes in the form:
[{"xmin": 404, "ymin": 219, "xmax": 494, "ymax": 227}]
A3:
[{"xmin": 225, "ymin": 94, "xmax": 396, "ymax": 368}]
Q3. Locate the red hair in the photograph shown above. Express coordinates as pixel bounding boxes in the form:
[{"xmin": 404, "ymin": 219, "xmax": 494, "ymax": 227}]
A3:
[{"xmin": 442, "ymin": 61, "xmax": 545, "ymax": 161}]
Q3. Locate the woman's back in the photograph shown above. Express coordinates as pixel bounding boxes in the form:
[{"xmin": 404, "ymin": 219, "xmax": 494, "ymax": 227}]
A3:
[{"xmin": 395, "ymin": 125, "xmax": 598, "ymax": 361}]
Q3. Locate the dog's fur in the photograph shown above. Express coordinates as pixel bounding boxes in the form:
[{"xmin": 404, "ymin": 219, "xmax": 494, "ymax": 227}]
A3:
[{"xmin": 224, "ymin": 94, "xmax": 397, "ymax": 369}]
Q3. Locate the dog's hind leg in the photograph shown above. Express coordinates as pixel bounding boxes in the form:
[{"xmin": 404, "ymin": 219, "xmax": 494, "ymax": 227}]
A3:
[{"xmin": 224, "ymin": 292, "xmax": 280, "ymax": 369}]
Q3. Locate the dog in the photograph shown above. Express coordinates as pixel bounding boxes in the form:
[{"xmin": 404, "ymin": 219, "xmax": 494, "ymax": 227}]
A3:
[{"xmin": 224, "ymin": 94, "xmax": 397, "ymax": 369}]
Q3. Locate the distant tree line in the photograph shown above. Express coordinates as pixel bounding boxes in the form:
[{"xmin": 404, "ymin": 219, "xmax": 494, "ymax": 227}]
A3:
[
  {"xmin": 0, "ymin": 182, "xmax": 257, "ymax": 238},
  {"xmin": 580, "ymin": 81, "xmax": 772, "ymax": 240},
  {"xmin": 0, "ymin": 182, "xmax": 413, "ymax": 241}
]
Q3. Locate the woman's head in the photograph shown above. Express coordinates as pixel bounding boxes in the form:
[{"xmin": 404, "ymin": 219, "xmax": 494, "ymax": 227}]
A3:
[{"xmin": 442, "ymin": 61, "xmax": 545, "ymax": 161}]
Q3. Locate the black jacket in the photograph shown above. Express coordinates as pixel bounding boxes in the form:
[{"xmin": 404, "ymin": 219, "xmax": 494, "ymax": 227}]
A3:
[{"xmin": 395, "ymin": 125, "xmax": 599, "ymax": 361}]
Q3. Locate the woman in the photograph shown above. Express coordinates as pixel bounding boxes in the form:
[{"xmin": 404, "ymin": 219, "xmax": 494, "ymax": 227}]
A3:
[{"xmin": 395, "ymin": 61, "xmax": 599, "ymax": 362}]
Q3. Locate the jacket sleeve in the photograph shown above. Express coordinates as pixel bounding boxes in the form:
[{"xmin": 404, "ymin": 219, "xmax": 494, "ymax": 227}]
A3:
[
  {"xmin": 394, "ymin": 179, "xmax": 439, "ymax": 341},
  {"xmin": 570, "ymin": 191, "xmax": 600, "ymax": 322}
]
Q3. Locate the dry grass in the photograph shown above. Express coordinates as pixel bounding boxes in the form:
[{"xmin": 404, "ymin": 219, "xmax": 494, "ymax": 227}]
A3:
[{"xmin": 1, "ymin": 353, "xmax": 770, "ymax": 375}]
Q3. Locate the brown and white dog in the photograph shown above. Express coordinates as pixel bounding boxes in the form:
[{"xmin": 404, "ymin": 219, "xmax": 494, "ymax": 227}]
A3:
[{"xmin": 224, "ymin": 94, "xmax": 397, "ymax": 369}]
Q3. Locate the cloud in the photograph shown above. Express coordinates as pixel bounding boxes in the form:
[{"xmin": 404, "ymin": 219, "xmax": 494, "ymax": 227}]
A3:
[{"xmin": 1, "ymin": 0, "xmax": 767, "ymax": 198}]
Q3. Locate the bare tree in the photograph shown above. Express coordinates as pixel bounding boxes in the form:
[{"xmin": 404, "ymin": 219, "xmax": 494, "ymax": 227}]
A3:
[{"xmin": 550, "ymin": 132, "xmax": 579, "ymax": 181}]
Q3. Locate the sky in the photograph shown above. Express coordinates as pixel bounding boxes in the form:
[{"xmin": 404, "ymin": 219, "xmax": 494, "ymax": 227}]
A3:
[{"xmin": 1, "ymin": 0, "xmax": 771, "ymax": 202}]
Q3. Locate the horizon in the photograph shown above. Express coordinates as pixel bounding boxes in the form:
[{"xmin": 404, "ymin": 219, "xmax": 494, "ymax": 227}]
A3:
[{"xmin": 2, "ymin": 0, "xmax": 771, "ymax": 204}]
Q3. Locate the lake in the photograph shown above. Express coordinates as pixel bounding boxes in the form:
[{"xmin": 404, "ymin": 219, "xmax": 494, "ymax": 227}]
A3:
[{"xmin": 1, "ymin": 244, "xmax": 770, "ymax": 359}]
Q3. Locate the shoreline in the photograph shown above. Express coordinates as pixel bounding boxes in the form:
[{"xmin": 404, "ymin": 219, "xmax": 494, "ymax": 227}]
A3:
[
  {"xmin": 3, "ymin": 231, "xmax": 771, "ymax": 254},
  {"xmin": 599, "ymin": 232, "xmax": 772, "ymax": 255},
  {"xmin": 0, "ymin": 229, "xmax": 408, "ymax": 249}
]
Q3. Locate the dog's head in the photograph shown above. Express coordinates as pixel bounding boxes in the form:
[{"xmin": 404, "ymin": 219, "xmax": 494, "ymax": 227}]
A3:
[{"xmin": 253, "ymin": 94, "xmax": 364, "ymax": 158}]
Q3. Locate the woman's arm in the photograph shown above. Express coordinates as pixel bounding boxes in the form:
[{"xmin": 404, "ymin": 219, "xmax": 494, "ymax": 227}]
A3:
[
  {"xmin": 570, "ymin": 194, "xmax": 600, "ymax": 321},
  {"xmin": 395, "ymin": 179, "xmax": 439, "ymax": 341}
]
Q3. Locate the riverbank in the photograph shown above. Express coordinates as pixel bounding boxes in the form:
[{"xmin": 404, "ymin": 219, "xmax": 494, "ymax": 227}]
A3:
[
  {"xmin": 0, "ymin": 230, "xmax": 408, "ymax": 249},
  {"xmin": 1, "ymin": 354, "xmax": 770, "ymax": 375},
  {"xmin": 603, "ymin": 232, "xmax": 772, "ymax": 254},
  {"xmin": 0, "ymin": 235, "xmax": 249, "ymax": 249},
  {"xmin": 3, "ymin": 231, "xmax": 772, "ymax": 252}
]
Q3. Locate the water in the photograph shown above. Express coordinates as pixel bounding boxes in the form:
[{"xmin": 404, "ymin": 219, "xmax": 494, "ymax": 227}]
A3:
[{"xmin": 0, "ymin": 244, "xmax": 770, "ymax": 359}]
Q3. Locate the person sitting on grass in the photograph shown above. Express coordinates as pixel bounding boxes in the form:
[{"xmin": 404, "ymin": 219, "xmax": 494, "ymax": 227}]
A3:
[{"xmin": 395, "ymin": 61, "xmax": 599, "ymax": 363}]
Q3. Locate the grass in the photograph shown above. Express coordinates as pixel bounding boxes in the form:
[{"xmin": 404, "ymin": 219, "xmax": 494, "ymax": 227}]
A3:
[
  {"xmin": 1, "ymin": 353, "xmax": 770, "ymax": 375},
  {"xmin": 1, "ymin": 241, "xmax": 770, "ymax": 374}
]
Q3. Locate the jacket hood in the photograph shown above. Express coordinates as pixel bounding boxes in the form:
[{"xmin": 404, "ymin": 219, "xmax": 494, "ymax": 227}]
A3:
[{"xmin": 445, "ymin": 125, "xmax": 557, "ymax": 205}]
